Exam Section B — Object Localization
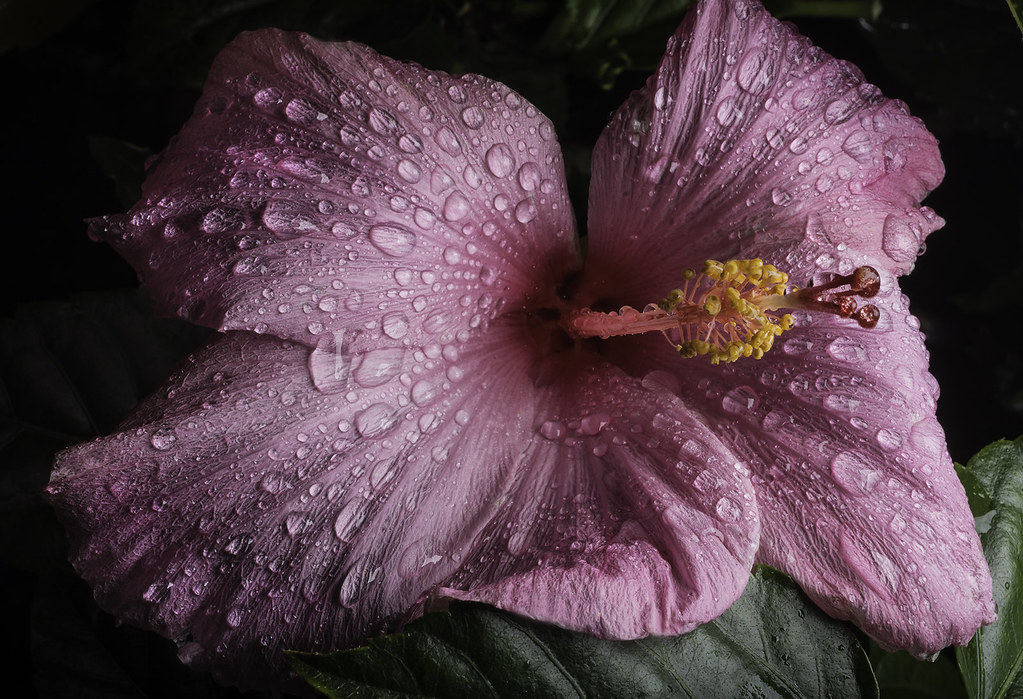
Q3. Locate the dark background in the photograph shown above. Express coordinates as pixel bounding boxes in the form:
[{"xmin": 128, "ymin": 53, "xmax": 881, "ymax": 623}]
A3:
[{"xmin": 1, "ymin": 0, "xmax": 1020, "ymax": 696}]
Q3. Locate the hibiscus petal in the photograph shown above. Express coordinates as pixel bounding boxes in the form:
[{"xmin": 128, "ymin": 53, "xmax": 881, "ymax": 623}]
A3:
[
  {"xmin": 585, "ymin": 0, "xmax": 943, "ymax": 307},
  {"xmin": 89, "ymin": 29, "xmax": 578, "ymax": 349},
  {"xmin": 441, "ymin": 363, "xmax": 760, "ymax": 639},
  {"xmin": 627, "ymin": 289, "xmax": 995, "ymax": 655},
  {"xmin": 47, "ymin": 320, "xmax": 757, "ymax": 688}
]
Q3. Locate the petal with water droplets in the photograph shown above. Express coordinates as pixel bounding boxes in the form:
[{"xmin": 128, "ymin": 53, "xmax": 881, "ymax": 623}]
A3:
[
  {"xmin": 585, "ymin": 0, "xmax": 944, "ymax": 309},
  {"xmin": 88, "ymin": 29, "xmax": 578, "ymax": 350},
  {"xmin": 47, "ymin": 318, "xmax": 761, "ymax": 688},
  {"xmin": 636, "ymin": 291, "xmax": 995, "ymax": 656}
]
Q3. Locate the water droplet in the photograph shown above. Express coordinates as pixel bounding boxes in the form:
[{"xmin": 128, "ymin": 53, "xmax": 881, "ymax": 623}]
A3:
[
  {"xmin": 413, "ymin": 207, "xmax": 436, "ymax": 230},
  {"xmin": 254, "ymin": 87, "xmax": 282, "ymax": 108},
  {"xmin": 150, "ymin": 428, "xmax": 176, "ymax": 451},
  {"xmin": 223, "ymin": 533, "xmax": 254, "ymax": 556},
  {"xmin": 381, "ymin": 312, "xmax": 409, "ymax": 339},
  {"xmin": 876, "ymin": 428, "xmax": 903, "ymax": 451},
  {"xmin": 369, "ymin": 224, "xmax": 416, "ymax": 257},
  {"xmin": 824, "ymin": 99, "xmax": 855, "ymax": 125},
  {"xmin": 517, "ymin": 162, "xmax": 542, "ymax": 191},
  {"xmin": 693, "ymin": 470, "xmax": 726, "ymax": 494},
  {"xmin": 309, "ymin": 332, "xmax": 349, "ymax": 393},
  {"xmin": 370, "ymin": 459, "xmax": 398, "ymax": 490},
  {"xmin": 826, "ymin": 336, "xmax": 867, "ymax": 362},
  {"xmin": 463, "ymin": 165, "xmax": 483, "ymax": 189},
  {"xmin": 881, "ymin": 214, "xmax": 921, "ymax": 263},
  {"xmin": 447, "ymin": 84, "xmax": 467, "ymax": 103},
  {"xmin": 354, "ymin": 403, "xmax": 398, "ymax": 437},
  {"xmin": 736, "ymin": 46, "xmax": 775, "ymax": 94},
  {"xmin": 352, "ymin": 348, "xmax": 404, "ymax": 387},
  {"xmin": 889, "ymin": 513, "xmax": 906, "ymax": 533},
  {"xmin": 202, "ymin": 207, "xmax": 244, "ymax": 234},
  {"xmin": 443, "ymin": 191, "xmax": 471, "ymax": 221},
  {"xmin": 397, "ymin": 159, "xmax": 421, "ymax": 183},
  {"xmin": 262, "ymin": 200, "xmax": 315, "ymax": 238},
  {"xmin": 367, "ymin": 107, "xmax": 397, "ymax": 134},
  {"xmin": 442, "ymin": 246, "xmax": 463, "ymax": 265},
  {"xmin": 460, "ymin": 106, "xmax": 485, "ymax": 129},
  {"xmin": 333, "ymin": 500, "xmax": 365, "ymax": 542},
  {"xmin": 514, "ymin": 199, "xmax": 537, "ymax": 223},
  {"xmin": 715, "ymin": 496, "xmax": 742, "ymax": 521},
  {"xmin": 430, "ymin": 169, "xmax": 455, "ymax": 194},
  {"xmin": 485, "ymin": 143, "xmax": 515, "ymax": 177},
  {"xmin": 715, "ymin": 95, "xmax": 742, "ymax": 126},
  {"xmin": 842, "ymin": 131, "xmax": 874, "ymax": 163},
  {"xmin": 540, "ymin": 420, "xmax": 565, "ymax": 440},
  {"xmin": 771, "ymin": 188, "xmax": 792, "ymax": 206},
  {"xmin": 722, "ymin": 386, "xmax": 758, "ymax": 414},
  {"xmin": 435, "ymin": 126, "xmax": 461, "ymax": 155},
  {"xmin": 284, "ymin": 512, "xmax": 314, "ymax": 538},
  {"xmin": 579, "ymin": 413, "xmax": 611, "ymax": 435},
  {"xmin": 830, "ymin": 451, "xmax": 880, "ymax": 496},
  {"xmin": 285, "ymin": 98, "xmax": 319, "ymax": 123},
  {"xmin": 411, "ymin": 379, "xmax": 439, "ymax": 406}
]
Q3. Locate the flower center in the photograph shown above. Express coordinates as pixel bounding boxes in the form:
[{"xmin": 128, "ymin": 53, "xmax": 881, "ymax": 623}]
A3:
[{"xmin": 567, "ymin": 259, "xmax": 880, "ymax": 364}]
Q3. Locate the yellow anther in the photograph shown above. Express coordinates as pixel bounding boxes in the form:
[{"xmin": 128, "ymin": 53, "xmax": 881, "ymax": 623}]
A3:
[
  {"xmin": 682, "ymin": 268, "xmax": 696, "ymax": 280},
  {"xmin": 703, "ymin": 260, "xmax": 724, "ymax": 280},
  {"xmin": 703, "ymin": 295, "xmax": 721, "ymax": 316},
  {"xmin": 780, "ymin": 314, "xmax": 795, "ymax": 331}
]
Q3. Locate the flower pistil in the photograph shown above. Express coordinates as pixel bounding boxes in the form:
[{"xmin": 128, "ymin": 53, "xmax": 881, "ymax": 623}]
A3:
[{"xmin": 568, "ymin": 259, "xmax": 881, "ymax": 364}]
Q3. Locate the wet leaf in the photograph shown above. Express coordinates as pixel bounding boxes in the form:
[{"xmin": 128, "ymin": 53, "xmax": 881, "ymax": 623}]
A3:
[
  {"xmin": 955, "ymin": 436, "xmax": 1023, "ymax": 699},
  {"xmin": 289, "ymin": 566, "xmax": 877, "ymax": 699}
]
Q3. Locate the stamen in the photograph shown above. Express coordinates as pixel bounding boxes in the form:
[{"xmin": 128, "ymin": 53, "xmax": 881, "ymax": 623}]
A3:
[{"xmin": 568, "ymin": 259, "xmax": 882, "ymax": 364}]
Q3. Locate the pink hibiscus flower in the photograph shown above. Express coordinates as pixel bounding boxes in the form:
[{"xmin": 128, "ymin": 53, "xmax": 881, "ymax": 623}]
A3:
[{"xmin": 47, "ymin": 0, "xmax": 995, "ymax": 689}]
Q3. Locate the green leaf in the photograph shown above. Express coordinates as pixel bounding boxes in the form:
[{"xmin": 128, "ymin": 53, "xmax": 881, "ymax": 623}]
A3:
[
  {"xmin": 955, "ymin": 437, "xmax": 1023, "ymax": 699},
  {"xmin": 870, "ymin": 645, "xmax": 967, "ymax": 699},
  {"xmin": 1007, "ymin": 0, "xmax": 1023, "ymax": 36},
  {"xmin": 288, "ymin": 566, "xmax": 877, "ymax": 699}
]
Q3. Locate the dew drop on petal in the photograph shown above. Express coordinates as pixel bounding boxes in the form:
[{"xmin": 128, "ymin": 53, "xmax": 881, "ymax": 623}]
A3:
[
  {"xmin": 352, "ymin": 348, "xmax": 404, "ymax": 387},
  {"xmin": 517, "ymin": 162, "xmax": 542, "ymax": 191},
  {"xmin": 876, "ymin": 428, "xmax": 903, "ymax": 451},
  {"xmin": 715, "ymin": 496, "xmax": 742, "ymax": 522},
  {"xmin": 830, "ymin": 451, "xmax": 881, "ymax": 496},
  {"xmin": 736, "ymin": 46, "xmax": 775, "ymax": 94},
  {"xmin": 443, "ymin": 191, "xmax": 471, "ymax": 221},
  {"xmin": 722, "ymin": 386, "xmax": 758, "ymax": 414},
  {"xmin": 881, "ymin": 215, "xmax": 921, "ymax": 263},
  {"xmin": 354, "ymin": 403, "xmax": 397, "ymax": 437},
  {"xmin": 579, "ymin": 413, "xmax": 611, "ymax": 435},
  {"xmin": 540, "ymin": 420, "xmax": 565, "ymax": 440},
  {"xmin": 397, "ymin": 159, "xmax": 422, "ymax": 183},
  {"xmin": 369, "ymin": 224, "xmax": 416, "ymax": 257},
  {"xmin": 842, "ymin": 131, "xmax": 874, "ymax": 163},
  {"xmin": 514, "ymin": 199, "xmax": 537, "ymax": 223},
  {"xmin": 381, "ymin": 312, "xmax": 410, "ymax": 339},
  {"xmin": 826, "ymin": 336, "xmax": 867, "ymax": 362},
  {"xmin": 411, "ymin": 379, "xmax": 440, "ymax": 406},
  {"xmin": 150, "ymin": 428, "xmax": 176, "ymax": 451},
  {"xmin": 485, "ymin": 143, "xmax": 515, "ymax": 178},
  {"xmin": 333, "ymin": 500, "xmax": 366, "ymax": 542},
  {"xmin": 309, "ymin": 333, "xmax": 349, "ymax": 393},
  {"xmin": 460, "ymin": 106, "xmax": 485, "ymax": 129}
]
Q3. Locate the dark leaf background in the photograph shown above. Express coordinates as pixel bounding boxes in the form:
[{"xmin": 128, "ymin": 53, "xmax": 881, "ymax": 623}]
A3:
[{"xmin": 2, "ymin": 0, "xmax": 1021, "ymax": 697}]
